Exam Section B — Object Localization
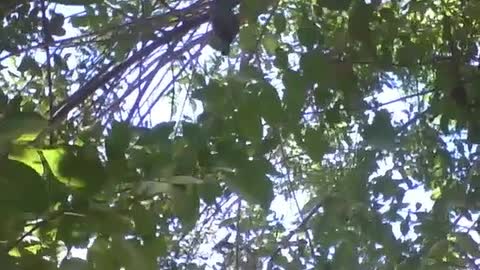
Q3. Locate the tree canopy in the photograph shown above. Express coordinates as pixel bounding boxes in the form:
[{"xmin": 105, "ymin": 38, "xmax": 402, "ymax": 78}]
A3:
[{"xmin": 1, "ymin": 0, "xmax": 480, "ymax": 269}]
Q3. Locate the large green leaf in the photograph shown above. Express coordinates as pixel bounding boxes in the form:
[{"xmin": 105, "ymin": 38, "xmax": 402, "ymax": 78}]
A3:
[
  {"xmin": 273, "ymin": 13, "xmax": 287, "ymax": 33},
  {"xmin": 348, "ymin": 1, "xmax": 375, "ymax": 56},
  {"xmin": 170, "ymin": 185, "xmax": 200, "ymax": 231},
  {"xmin": 136, "ymin": 122, "xmax": 175, "ymax": 146},
  {"xmin": 8, "ymin": 145, "xmax": 44, "ymax": 174},
  {"xmin": 87, "ymin": 237, "xmax": 117, "ymax": 269},
  {"xmin": 427, "ymin": 239, "xmax": 449, "ymax": 259},
  {"xmin": 258, "ymin": 82, "xmax": 283, "ymax": 127},
  {"xmin": 454, "ymin": 232, "xmax": 480, "ymax": 257},
  {"xmin": 300, "ymin": 49, "xmax": 330, "ymax": 85},
  {"xmin": 297, "ymin": 17, "xmax": 319, "ymax": 48},
  {"xmin": 60, "ymin": 258, "xmax": 89, "ymax": 270},
  {"xmin": 239, "ymin": 23, "xmax": 257, "ymax": 52},
  {"xmin": 133, "ymin": 181, "xmax": 172, "ymax": 197},
  {"xmin": 106, "ymin": 121, "xmax": 132, "ymax": 160},
  {"xmin": 283, "ymin": 69, "xmax": 307, "ymax": 128},
  {"xmin": 57, "ymin": 146, "xmax": 107, "ymax": 194},
  {"xmin": 236, "ymin": 93, "xmax": 263, "ymax": 143},
  {"xmin": 319, "ymin": 0, "xmax": 352, "ymax": 11},
  {"xmin": 0, "ymin": 112, "xmax": 47, "ymax": 145},
  {"xmin": 332, "ymin": 241, "xmax": 358, "ymax": 269},
  {"xmin": 48, "ymin": 12, "xmax": 66, "ymax": 36},
  {"xmin": 198, "ymin": 180, "xmax": 222, "ymax": 205},
  {"xmin": 226, "ymin": 161, "xmax": 274, "ymax": 209},
  {"xmin": 363, "ymin": 110, "xmax": 396, "ymax": 150},
  {"xmin": 0, "ymin": 159, "xmax": 48, "ymax": 213},
  {"xmin": 160, "ymin": 175, "xmax": 203, "ymax": 184},
  {"xmin": 110, "ymin": 237, "xmax": 150, "ymax": 270},
  {"xmin": 303, "ymin": 127, "xmax": 329, "ymax": 162},
  {"xmin": 131, "ymin": 204, "xmax": 156, "ymax": 237},
  {"xmin": 17, "ymin": 56, "xmax": 42, "ymax": 76}
]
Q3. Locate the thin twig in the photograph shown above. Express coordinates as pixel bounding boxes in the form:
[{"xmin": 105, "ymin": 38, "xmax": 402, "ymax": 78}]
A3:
[
  {"xmin": 33, "ymin": 14, "xmax": 210, "ymax": 144},
  {"xmin": 269, "ymin": 202, "xmax": 322, "ymax": 262},
  {"xmin": 39, "ymin": 0, "xmax": 55, "ymax": 144},
  {"xmin": 376, "ymin": 89, "xmax": 435, "ymax": 109},
  {"xmin": 5, "ymin": 211, "xmax": 64, "ymax": 253},
  {"xmin": 278, "ymin": 134, "xmax": 316, "ymax": 259},
  {"xmin": 235, "ymin": 199, "xmax": 242, "ymax": 270}
]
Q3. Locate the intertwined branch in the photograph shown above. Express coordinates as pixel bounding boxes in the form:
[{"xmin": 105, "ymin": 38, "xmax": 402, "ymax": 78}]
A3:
[{"xmin": 33, "ymin": 1, "xmax": 219, "ymax": 143}]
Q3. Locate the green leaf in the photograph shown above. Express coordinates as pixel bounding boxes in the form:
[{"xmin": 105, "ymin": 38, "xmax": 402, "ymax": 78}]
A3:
[
  {"xmin": 132, "ymin": 204, "xmax": 156, "ymax": 237},
  {"xmin": 89, "ymin": 206, "xmax": 133, "ymax": 235},
  {"xmin": 182, "ymin": 121, "xmax": 207, "ymax": 149},
  {"xmin": 209, "ymin": 34, "xmax": 229, "ymax": 55},
  {"xmin": 17, "ymin": 256, "xmax": 56, "ymax": 270},
  {"xmin": 300, "ymin": 50, "xmax": 330, "ymax": 85},
  {"xmin": 303, "ymin": 127, "xmax": 329, "ymax": 162},
  {"xmin": 332, "ymin": 241, "xmax": 358, "ymax": 269},
  {"xmin": 172, "ymin": 141, "xmax": 197, "ymax": 175},
  {"xmin": 274, "ymin": 47, "xmax": 289, "ymax": 69},
  {"xmin": 396, "ymin": 41, "xmax": 423, "ymax": 66},
  {"xmin": 262, "ymin": 33, "xmax": 278, "ymax": 55},
  {"xmin": 240, "ymin": 0, "xmax": 271, "ymax": 22},
  {"xmin": 363, "ymin": 110, "xmax": 396, "ymax": 150},
  {"xmin": 40, "ymin": 147, "xmax": 70, "ymax": 184},
  {"xmin": 87, "ymin": 238, "xmax": 116, "ymax": 269},
  {"xmin": 396, "ymin": 257, "xmax": 421, "ymax": 270},
  {"xmin": 0, "ymin": 112, "xmax": 47, "ymax": 144},
  {"xmin": 467, "ymin": 120, "xmax": 480, "ymax": 144},
  {"xmin": 171, "ymin": 185, "xmax": 200, "ymax": 231},
  {"xmin": 0, "ymin": 91, "xmax": 7, "ymax": 110},
  {"xmin": 106, "ymin": 121, "xmax": 132, "ymax": 160},
  {"xmin": 60, "ymin": 258, "xmax": 88, "ymax": 270},
  {"xmin": 193, "ymin": 82, "xmax": 231, "ymax": 114},
  {"xmin": 143, "ymin": 237, "xmax": 167, "ymax": 259},
  {"xmin": 198, "ymin": 181, "xmax": 222, "ymax": 205},
  {"xmin": 400, "ymin": 218, "xmax": 409, "ymax": 236},
  {"xmin": 319, "ymin": 0, "xmax": 352, "ymax": 11},
  {"xmin": 162, "ymin": 175, "xmax": 203, "ymax": 184},
  {"xmin": 9, "ymin": 145, "xmax": 43, "ymax": 174},
  {"xmin": 48, "ymin": 12, "xmax": 66, "ymax": 36},
  {"xmin": 239, "ymin": 23, "xmax": 257, "ymax": 52},
  {"xmin": 105, "ymin": 118, "xmax": 132, "ymax": 181},
  {"xmin": 226, "ymin": 161, "xmax": 274, "ymax": 209},
  {"xmin": 258, "ymin": 82, "xmax": 283, "ymax": 127},
  {"xmin": 427, "ymin": 239, "xmax": 449, "ymax": 259},
  {"xmin": 297, "ymin": 18, "xmax": 318, "ymax": 48},
  {"xmin": 273, "ymin": 13, "xmax": 287, "ymax": 33},
  {"xmin": 455, "ymin": 232, "xmax": 480, "ymax": 257},
  {"xmin": 17, "ymin": 56, "xmax": 42, "ymax": 76},
  {"xmin": 57, "ymin": 146, "xmax": 107, "ymax": 194},
  {"xmin": 133, "ymin": 181, "xmax": 172, "ymax": 197},
  {"xmin": 0, "ymin": 159, "xmax": 48, "ymax": 213},
  {"xmin": 110, "ymin": 237, "xmax": 149, "ymax": 270},
  {"xmin": 70, "ymin": 15, "xmax": 89, "ymax": 27},
  {"xmin": 236, "ymin": 93, "xmax": 263, "ymax": 143},
  {"xmin": 348, "ymin": 1, "xmax": 375, "ymax": 55},
  {"xmin": 283, "ymin": 70, "xmax": 307, "ymax": 127},
  {"xmin": 236, "ymin": 65, "xmax": 261, "ymax": 83},
  {"xmin": 136, "ymin": 122, "xmax": 175, "ymax": 146}
]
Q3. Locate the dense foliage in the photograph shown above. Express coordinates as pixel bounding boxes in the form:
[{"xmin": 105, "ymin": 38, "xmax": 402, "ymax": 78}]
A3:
[{"xmin": 1, "ymin": 0, "xmax": 480, "ymax": 269}]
